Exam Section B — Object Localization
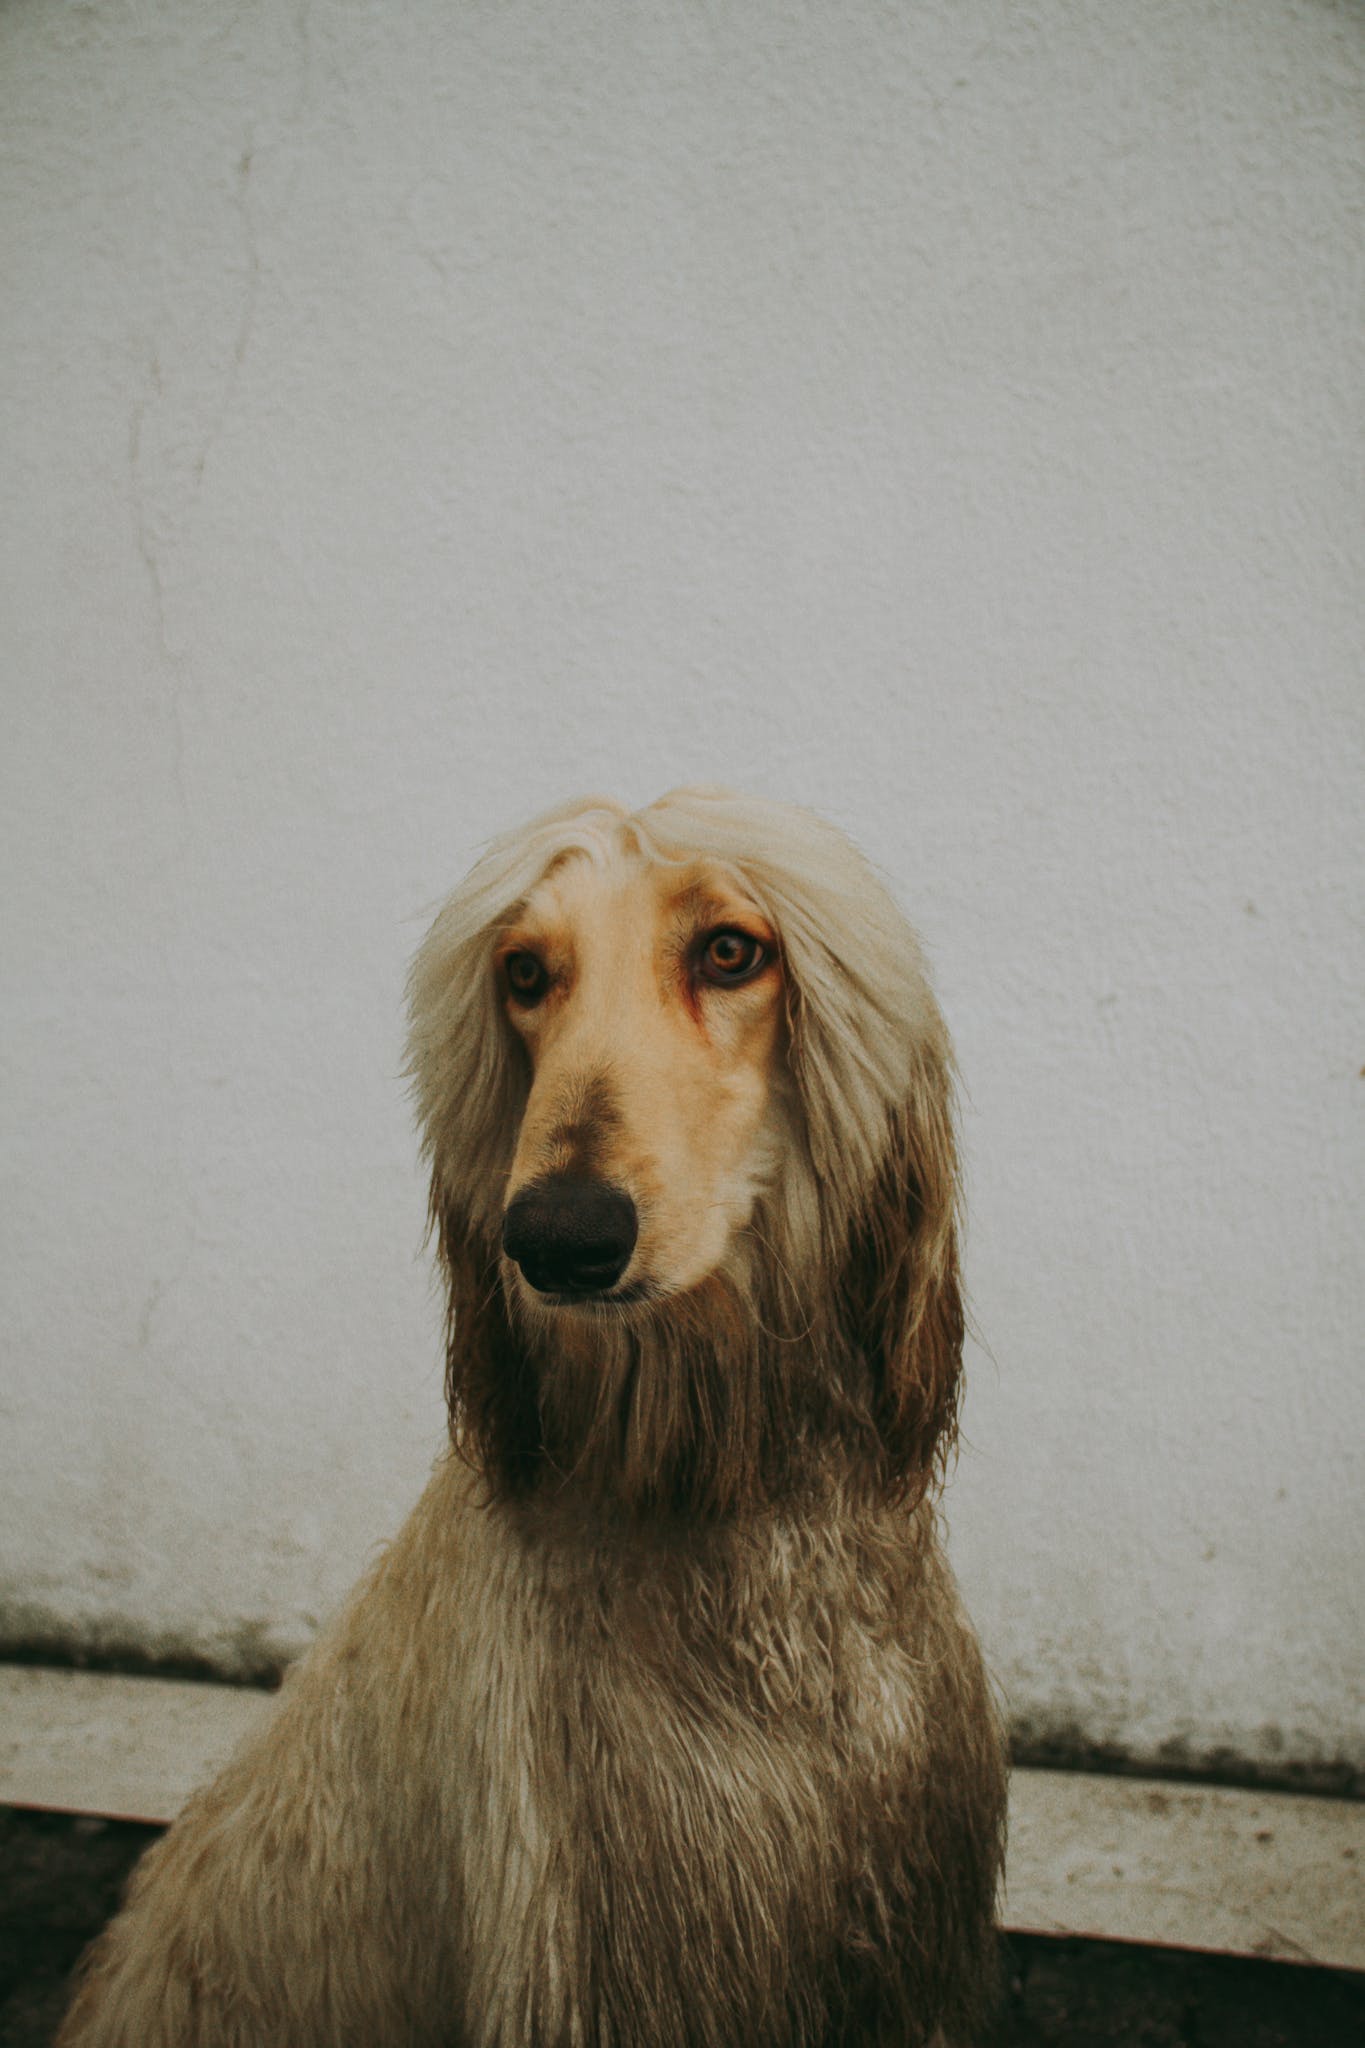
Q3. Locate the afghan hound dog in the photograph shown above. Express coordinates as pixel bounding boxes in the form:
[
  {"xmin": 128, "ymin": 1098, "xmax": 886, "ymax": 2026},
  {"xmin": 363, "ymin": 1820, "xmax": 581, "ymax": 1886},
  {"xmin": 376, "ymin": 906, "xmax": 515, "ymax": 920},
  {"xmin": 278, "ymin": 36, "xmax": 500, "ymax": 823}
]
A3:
[{"xmin": 59, "ymin": 789, "xmax": 1007, "ymax": 2048}]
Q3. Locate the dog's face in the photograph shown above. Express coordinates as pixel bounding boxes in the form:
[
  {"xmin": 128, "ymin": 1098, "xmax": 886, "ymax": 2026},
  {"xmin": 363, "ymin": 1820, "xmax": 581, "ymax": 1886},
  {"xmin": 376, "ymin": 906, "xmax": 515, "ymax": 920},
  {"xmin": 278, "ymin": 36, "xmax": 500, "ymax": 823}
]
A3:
[
  {"xmin": 496, "ymin": 837, "xmax": 786, "ymax": 1309},
  {"xmin": 411, "ymin": 788, "xmax": 965, "ymax": 1507}
]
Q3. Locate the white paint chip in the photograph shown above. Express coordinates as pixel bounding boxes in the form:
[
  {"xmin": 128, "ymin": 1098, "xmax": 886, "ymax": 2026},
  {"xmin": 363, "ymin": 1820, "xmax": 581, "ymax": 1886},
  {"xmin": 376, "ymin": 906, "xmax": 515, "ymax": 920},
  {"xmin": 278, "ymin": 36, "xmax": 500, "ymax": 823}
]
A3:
[{"xmin": 1, "ymin": 1668, "xmax": 1360, "ymax": 1970}]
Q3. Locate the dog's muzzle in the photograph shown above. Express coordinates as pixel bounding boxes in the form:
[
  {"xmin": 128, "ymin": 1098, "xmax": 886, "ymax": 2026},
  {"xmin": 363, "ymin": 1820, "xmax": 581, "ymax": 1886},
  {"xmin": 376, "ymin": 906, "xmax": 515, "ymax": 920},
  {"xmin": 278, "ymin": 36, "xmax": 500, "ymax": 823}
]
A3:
[{"xmin": 502, "ymin": 1176, "xmax": 639, "ymax": 1298}]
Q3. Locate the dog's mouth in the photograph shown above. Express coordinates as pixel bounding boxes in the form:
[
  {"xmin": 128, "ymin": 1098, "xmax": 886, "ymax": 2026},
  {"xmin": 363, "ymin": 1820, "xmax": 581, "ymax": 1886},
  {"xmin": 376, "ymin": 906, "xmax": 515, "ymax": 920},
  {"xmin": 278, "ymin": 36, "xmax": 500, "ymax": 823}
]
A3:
[{"xmin": 516, "ymin": 1274, "xmax": 659, "ymax": 1313}]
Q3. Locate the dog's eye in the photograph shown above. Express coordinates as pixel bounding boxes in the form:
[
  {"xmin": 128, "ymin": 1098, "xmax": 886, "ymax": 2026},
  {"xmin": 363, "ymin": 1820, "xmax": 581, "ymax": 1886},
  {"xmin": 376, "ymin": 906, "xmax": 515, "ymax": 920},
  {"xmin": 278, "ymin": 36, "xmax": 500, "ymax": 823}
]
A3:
[
  {"xmin": 504, "ymin": 951, "xmax": 549, "ymax": 1005},
  {"xmin": 698, "ymin": 929, "xmax": 767, "ymax": 986}
]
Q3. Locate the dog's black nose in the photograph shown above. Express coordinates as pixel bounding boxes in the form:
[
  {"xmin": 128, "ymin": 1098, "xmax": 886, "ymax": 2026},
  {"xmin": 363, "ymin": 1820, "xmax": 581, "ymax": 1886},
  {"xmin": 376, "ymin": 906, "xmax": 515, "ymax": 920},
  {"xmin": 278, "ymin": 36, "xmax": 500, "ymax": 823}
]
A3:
[{"xmin": 502, "ymin": 1177, "xmax": 638, "ymax": 1296}]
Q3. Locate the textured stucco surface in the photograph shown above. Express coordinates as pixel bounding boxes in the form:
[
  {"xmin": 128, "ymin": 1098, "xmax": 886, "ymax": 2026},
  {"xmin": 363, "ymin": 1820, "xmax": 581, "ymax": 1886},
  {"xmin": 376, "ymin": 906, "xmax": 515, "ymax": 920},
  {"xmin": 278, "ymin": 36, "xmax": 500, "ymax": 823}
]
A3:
[{"xmin": 1, "ymin": 0, "xmax": 1362, "ymax": 1778}]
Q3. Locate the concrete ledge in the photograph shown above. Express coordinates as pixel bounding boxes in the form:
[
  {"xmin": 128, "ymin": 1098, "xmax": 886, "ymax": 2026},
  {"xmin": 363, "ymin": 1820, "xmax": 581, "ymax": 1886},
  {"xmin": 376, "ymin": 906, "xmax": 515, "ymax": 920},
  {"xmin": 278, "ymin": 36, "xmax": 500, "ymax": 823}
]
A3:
[
  {"xmin": 0, "ymin": 1665, "xmax": 269, "ymax": 1826},
  {"xmin": 1, "ymin": 1665, "xmax": 1360, "ymax": 1971},
  {"xmin": 1005, "ymin": 1763, "xmax": 1363, "ymax": 1971}
]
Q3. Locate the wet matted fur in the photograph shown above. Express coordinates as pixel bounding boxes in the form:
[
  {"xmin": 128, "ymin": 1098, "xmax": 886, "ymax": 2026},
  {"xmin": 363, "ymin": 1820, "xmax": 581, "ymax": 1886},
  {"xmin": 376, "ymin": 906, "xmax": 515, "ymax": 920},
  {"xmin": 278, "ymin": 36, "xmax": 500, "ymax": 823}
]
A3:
[{"xmin": 59, "ymin": 789, "xmax": 1007, "ymax": 2048}]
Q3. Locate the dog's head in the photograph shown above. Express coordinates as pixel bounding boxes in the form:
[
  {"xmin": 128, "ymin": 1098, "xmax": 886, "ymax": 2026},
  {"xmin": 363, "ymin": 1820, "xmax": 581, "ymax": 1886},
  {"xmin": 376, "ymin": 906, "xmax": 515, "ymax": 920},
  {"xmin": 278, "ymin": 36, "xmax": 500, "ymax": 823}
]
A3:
[{"xmin": 408, "ymin": 789, "xmax": 963, "ymax": 1510}]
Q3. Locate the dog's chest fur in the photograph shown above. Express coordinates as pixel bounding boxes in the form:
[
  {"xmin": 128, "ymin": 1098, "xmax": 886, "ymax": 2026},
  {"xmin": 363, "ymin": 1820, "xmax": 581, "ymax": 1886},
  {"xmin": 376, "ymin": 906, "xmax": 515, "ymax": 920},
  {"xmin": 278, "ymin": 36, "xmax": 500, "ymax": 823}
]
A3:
[{"xmin": 435, "ymin": 1473, "xmax": 949, "ymax": 2048}]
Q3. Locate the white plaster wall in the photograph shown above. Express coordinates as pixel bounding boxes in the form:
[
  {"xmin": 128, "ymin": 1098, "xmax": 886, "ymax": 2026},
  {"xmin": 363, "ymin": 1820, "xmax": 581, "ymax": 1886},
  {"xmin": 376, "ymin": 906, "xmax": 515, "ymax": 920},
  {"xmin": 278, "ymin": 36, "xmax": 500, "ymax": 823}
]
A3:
[{"xmin": 2, "ymin": 0, "xmax": 1361, "ymax": 1778}]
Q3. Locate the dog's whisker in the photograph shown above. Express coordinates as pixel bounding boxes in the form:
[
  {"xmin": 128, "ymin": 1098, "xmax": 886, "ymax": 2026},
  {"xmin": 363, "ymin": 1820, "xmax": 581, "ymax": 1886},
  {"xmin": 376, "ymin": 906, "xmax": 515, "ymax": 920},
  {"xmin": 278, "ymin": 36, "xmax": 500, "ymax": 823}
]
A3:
[{"xmin": 733, "ymin": 1218, "xmax": 817, "ymax": 1344}]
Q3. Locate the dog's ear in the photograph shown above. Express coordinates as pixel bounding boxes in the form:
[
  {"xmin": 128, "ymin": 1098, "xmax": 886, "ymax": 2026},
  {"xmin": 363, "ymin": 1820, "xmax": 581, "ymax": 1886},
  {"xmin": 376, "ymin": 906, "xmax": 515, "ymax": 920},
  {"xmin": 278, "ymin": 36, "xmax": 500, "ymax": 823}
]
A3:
[
  {"xmin": 434, "ymin": 1202, "xmax": 542, "ymax": 1497},
  {"xmin": 838, "ymin": 1045, "xmax": 964, "ymax": 1500}
]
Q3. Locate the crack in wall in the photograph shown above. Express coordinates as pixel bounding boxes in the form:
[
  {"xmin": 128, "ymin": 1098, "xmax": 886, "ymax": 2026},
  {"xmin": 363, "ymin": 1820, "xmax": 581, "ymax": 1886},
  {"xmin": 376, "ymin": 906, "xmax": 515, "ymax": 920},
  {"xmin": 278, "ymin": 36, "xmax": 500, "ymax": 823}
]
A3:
[
  {"xmin": 178, "ymin": 0, "xmax": 317, "ymax": 498},
  {"xmin": 192, "ymin": 142, "xmax": 265, "ymax": 490},
  {"xmin": 126, "ymin": 344, "xmax": 189, "ymax": 850},
  {"xmin": 126, "ymin": 351, "xmax": 173, "ymax": 667}
]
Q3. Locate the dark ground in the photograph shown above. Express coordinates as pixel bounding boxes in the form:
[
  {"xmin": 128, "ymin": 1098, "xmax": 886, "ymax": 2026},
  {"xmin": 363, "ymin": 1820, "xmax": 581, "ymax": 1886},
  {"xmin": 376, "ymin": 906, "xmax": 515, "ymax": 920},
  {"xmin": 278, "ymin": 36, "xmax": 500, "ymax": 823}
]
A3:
[{"xmin": 2, "ymin": 1806, "xmax": 1362, "ymax": 2046}]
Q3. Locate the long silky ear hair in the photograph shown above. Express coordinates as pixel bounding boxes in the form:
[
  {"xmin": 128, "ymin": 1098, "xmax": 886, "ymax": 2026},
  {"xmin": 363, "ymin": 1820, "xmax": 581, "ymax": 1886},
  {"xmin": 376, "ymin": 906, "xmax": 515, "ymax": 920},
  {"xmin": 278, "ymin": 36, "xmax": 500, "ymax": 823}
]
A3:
[
  {"xmin": 435, "ymin": 1226, "xmax": 545, "ymax": 1495},
  {"xmin": 636, "ymin": 788, "xmax": 966, "ymax": 1503},
  {"xmin": 406, "ymin": 797, "xmax": 630, "ymax": 1485},
  {"xmin": 836, "ymin": 1037, "xmax": 965, "ymax": 1502}
]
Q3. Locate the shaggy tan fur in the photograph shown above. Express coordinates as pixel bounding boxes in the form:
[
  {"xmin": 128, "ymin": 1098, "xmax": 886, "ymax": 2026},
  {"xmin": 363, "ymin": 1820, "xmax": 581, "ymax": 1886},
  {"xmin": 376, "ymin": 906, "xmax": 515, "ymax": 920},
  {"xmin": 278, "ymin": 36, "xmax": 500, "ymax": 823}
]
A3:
[{"xmin": 59, "ymin": 789, "xmax": 1007, "ymax": 2048}]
